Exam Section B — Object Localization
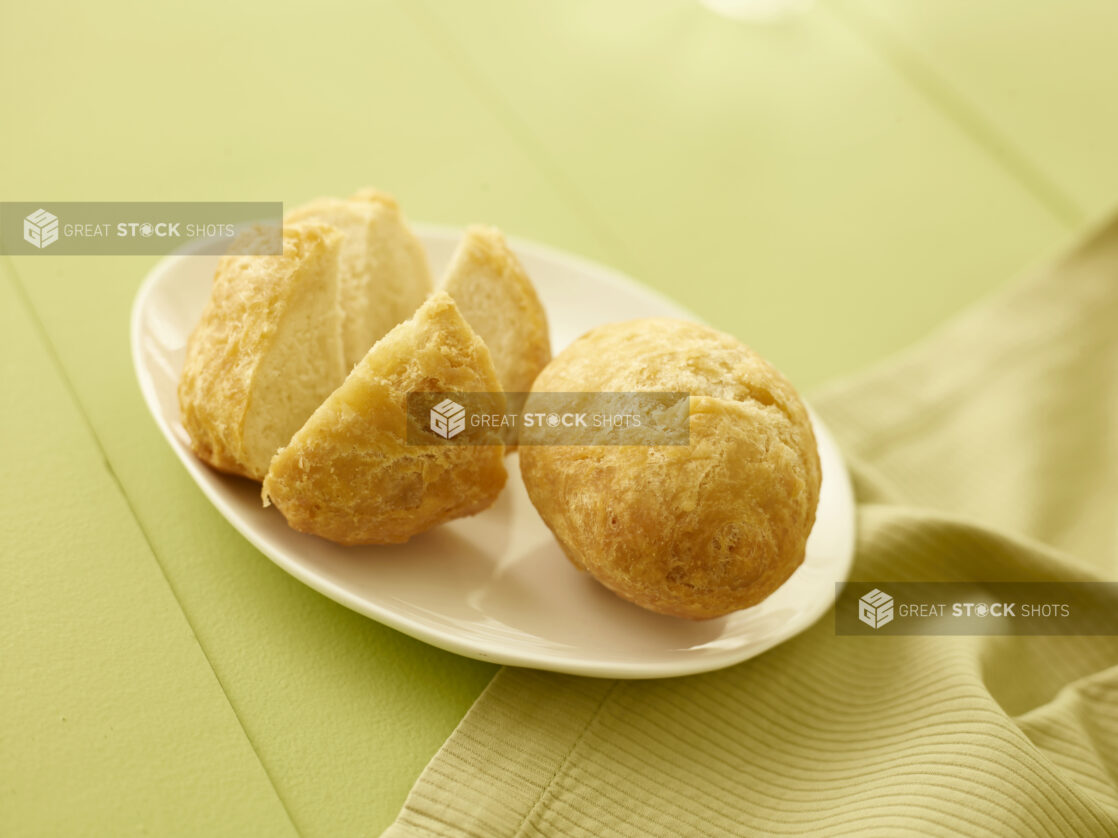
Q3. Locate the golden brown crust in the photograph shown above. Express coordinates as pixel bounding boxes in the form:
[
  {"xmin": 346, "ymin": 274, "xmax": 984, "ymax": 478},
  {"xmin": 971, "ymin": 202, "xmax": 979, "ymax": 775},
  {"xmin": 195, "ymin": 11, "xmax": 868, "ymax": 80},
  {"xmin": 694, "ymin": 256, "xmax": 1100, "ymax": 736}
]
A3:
[
  {"xmin": 262, "ymin": 293, "xmax": 508, "ymax": 545},
  {"xmin": 177, "ymin": 222, "xmax": 344, "ymax": 480},
  {"xmin": 519, "ymin": 319, "xmax": 821, "ymax": 619}
]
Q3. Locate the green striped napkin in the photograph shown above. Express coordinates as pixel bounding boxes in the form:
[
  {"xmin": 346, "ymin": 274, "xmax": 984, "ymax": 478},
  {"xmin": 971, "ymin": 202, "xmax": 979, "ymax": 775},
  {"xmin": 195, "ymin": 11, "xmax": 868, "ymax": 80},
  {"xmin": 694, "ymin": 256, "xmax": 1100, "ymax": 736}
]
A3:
[{"xmin": 384, "ymin": 216, "xmax": 1118, "ymax": 837}]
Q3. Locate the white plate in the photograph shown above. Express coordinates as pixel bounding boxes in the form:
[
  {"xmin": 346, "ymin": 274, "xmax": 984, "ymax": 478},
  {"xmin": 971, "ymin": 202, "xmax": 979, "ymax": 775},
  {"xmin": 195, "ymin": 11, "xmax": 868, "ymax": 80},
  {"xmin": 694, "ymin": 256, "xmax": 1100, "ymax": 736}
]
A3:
[{"xmin": 131, "ymin": 226, "xmax": 855, "ymax": 679}]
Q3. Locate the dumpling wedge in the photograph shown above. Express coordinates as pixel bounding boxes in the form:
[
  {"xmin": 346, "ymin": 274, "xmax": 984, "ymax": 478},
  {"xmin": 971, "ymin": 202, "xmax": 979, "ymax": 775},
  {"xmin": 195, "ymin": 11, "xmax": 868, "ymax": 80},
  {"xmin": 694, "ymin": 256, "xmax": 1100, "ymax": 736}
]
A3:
[
  {"xmin": 286, "ymin": 189, "xmax": 431, "ymax": 369},
  {"xmin": 441, "ymin": 225, "xmax": 551, "ymax": 394},
  {"xmin": 178, "ymin": 222, "xmax": 345, "ymax": 480},
  {"xmin": 262, "ymin": 292, "xmax": 507, "ymax": 545}
]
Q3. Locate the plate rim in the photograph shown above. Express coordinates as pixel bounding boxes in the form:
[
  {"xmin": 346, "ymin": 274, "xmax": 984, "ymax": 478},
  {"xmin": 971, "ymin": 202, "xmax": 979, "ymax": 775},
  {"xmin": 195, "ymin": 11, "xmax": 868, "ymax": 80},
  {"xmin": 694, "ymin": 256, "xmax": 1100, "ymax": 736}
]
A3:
[{"xmin": 130, "ymin": 225, "xmax": 856, "ymax": 679}]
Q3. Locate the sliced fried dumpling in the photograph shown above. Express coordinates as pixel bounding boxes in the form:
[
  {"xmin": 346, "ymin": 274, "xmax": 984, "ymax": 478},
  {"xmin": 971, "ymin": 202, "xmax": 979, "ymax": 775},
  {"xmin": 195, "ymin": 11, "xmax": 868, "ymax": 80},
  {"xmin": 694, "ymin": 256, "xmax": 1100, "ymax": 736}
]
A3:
[
  {"xmin": 262, "ymin": 292, "xmax": 507, "ymax": 545},
  {"xmin": 441, "ymin": 225, "xmax": 550, "ymax": 394},
  {"xmin": 178, "ymin": 222, "xmax": 345, "ymax": 480},
  {"xmin": 287, "ymin": 189, "xmax": 431, "ymax": 369}
]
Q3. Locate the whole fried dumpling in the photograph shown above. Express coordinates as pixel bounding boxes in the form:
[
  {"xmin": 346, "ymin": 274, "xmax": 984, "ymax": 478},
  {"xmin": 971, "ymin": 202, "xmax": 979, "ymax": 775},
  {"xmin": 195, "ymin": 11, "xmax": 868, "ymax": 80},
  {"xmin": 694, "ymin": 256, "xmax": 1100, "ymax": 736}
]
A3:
[
  {"xmin": 519, "ymin": 319, "xmax": 821, "ymax": 620},
  {"xmin": 178, "ymin": 222, "xmax": 345, "ymax": 480},
  {"xmin": 262, "ymin": 292, "xmax": 507, "ymax": 545}
]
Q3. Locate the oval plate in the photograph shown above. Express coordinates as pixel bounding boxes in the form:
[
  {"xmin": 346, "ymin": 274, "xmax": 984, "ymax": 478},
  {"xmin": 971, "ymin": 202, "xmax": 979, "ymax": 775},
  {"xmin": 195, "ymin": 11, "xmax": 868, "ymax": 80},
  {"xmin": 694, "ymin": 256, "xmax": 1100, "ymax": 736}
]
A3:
[{"xmin": 131, "ymin": 226, "xmax": 855, "ymax": 678}]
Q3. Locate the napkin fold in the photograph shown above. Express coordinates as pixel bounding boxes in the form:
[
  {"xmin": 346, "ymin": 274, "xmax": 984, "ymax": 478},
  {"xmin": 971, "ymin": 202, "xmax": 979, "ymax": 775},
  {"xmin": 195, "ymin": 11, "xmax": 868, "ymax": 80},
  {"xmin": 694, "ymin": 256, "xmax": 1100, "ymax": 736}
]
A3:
[{"xmin": 384, "ymin": 216, "xmax": 1118, "ymax": 837}]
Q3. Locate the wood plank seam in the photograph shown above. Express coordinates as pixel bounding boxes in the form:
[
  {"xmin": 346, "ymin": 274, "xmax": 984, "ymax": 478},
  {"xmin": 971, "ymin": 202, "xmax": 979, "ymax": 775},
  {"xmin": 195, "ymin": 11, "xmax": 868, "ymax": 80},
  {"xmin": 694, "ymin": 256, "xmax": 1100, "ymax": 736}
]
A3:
[
  {"xmin": 1, "ymin": 253, "xmax": 306, "ymax": 838},
  {"xmin": 404, "ymin": 0, "xmax": 641, "ymax": 275},
  {"xmin": 820, "ymin": 0, "xmax": 1083, "ymax": 229}
]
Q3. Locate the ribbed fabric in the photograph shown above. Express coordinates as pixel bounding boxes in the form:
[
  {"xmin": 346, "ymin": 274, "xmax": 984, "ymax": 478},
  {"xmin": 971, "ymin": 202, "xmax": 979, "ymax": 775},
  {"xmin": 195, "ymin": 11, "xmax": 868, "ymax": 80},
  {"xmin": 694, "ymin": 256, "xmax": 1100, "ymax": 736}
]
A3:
[{"xmin": 383, "ymin": 217, "xmax": 1118, "ymax": 837}]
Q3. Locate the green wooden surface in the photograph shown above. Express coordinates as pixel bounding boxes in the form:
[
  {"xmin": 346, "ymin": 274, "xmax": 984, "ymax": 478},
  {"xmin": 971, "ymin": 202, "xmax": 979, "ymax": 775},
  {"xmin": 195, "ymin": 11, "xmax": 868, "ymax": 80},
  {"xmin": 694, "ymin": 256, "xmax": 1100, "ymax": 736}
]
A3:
[
  {"xmin": 3, "ymin": 1, "xmax": 1116, "ymax": 835},
  {"xmin": 411, "ymin": 0, "xmax": 1068, "ymax": 386},
  {"xmin": 831, "ymin": 0, "xmax": 1118, "ymax": 222},
  {"xmin": 0, "ymin": 260, "xmax": 300, "ymax": 837}
]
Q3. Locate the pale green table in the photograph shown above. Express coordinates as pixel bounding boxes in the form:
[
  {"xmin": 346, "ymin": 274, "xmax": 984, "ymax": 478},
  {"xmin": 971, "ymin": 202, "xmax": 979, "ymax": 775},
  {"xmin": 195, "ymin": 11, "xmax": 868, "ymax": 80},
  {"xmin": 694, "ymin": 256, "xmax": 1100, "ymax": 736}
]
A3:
[{"xmin": 2, "ymin": 2, "xmax": 1116, "ymax": 835}]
